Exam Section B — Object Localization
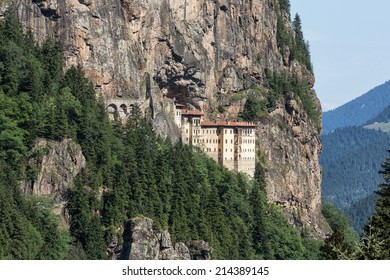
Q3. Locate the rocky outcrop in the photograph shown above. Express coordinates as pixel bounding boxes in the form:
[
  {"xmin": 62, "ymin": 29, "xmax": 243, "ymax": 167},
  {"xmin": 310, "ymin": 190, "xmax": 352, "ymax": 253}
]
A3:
[
  {"xmin": 116, "ymin": 217, "xmax": 210, "ymax": 260},
  {"xmin": 22, "ymin": 138, "xmax": 86, "ymax": 227},
  {"xmin": 24, "ymin": 138, "xmax": 86, "ymax": 200},
  {"xmin": 3, "ymin": 1, "xmax": 329, "ymax": 237}
]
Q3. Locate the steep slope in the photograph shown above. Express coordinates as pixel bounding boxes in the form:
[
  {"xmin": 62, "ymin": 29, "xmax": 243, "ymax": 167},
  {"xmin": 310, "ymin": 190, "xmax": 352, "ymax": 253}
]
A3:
[
  {"xmin": 345, "ymin": 193, "xmax": 377, "ymax": 233},
  {"xmin": 321, "ymin": 126, "xmax": 389, "ymax": 232},
  {"xmin": 366, "ymin": 104, "xmax": 390, "ymax": 124},
  {"xmin": 364, "ymin": 104, "xmax": 390, "ymax": 133},
  {"xmin": 322, "ymin": 80, "xmax": 390, "ymax": 134},
  {"xmin": 321, "ymin": 126, "xmax": 388, "ymax": 207},
  {"xmin": 1, "ymin": 0, "xmax": 328, "ymax": 237}
]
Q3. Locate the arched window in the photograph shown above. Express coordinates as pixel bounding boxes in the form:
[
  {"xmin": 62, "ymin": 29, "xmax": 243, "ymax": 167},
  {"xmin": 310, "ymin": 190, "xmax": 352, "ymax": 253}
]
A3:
[
  {"xmin": 120, "ymin": 104, "xmax": 128, "ymax": 116},
  {"xmin": 107, "ymin": 104, "xmax": 118, "ymax": 120}
]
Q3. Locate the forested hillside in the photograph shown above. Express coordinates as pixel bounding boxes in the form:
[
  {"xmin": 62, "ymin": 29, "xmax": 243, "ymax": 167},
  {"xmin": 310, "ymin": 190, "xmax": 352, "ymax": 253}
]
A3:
[
  {"xmin": 321, "ymin": 126, "xmax": 389, "ymax": 232},
  {"xmin": 321, "ymin": 153, "xmax": 390, "ymax": 259},
  {"xmin": 322, "ymin": 80, "xmax": 390, "ymax": 134},
  {"xmin": 344, "ymin": 193, "xmax": 377, "ymax": 233},
  {"xmin": 0, "ymin": 14, "xmax": 323, "ymax": 260},
  {"xmin": 366, "ymin": 104, "xmax": 390, "ymax": 124}
]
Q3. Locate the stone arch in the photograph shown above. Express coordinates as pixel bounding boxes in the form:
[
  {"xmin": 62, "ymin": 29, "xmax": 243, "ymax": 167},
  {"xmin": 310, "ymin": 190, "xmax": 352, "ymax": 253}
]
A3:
[
  {"xmin": 120, "ymin": 104, "xmax": 128, "ymax": 118},
  {"xmin": 107, "ymin": 104, "xmax": 118, "ymax": 120}
]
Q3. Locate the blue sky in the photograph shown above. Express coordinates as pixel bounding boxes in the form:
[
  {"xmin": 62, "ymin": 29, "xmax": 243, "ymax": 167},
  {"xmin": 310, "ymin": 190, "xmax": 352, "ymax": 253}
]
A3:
[{"xmin": 290, "ymin": 0, "xmax": 390, "ymax": 111}]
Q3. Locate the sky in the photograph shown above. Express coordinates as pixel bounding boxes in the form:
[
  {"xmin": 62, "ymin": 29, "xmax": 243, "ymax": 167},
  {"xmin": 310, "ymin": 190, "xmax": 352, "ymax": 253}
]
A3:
[{"xmin": 290, "ymin": 0, "xmax": 390, "ymax": 111}]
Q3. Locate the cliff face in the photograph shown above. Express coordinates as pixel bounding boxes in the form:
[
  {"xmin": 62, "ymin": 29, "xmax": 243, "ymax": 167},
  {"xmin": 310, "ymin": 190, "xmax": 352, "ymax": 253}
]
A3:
[
  {"xmin": 3, "ymin": 0, "xmax": 328, "ymax": 237},
  {"xmin": 258, "ymin": 98, "xmax": 327, "ymax": 237},
  {"xmin": 22, "ymin": 138, "xmax": 86, "ymax": 228}
]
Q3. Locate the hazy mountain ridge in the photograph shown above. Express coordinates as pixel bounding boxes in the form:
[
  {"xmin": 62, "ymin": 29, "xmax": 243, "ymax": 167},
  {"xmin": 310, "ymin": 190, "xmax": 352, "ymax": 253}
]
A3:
[
  {"xmin": 322, "ymin": 80, "xmax": 390, "ymax": 134},
  {"xmin": 365, "ymin": 104, "xmax": 390, "ymax": 124}
]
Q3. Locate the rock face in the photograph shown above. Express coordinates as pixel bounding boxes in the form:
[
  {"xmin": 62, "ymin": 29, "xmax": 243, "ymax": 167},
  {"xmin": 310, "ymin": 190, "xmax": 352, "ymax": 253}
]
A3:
[
  {"xmin": 3, "ymin": 0, "xmax": 329, "ymax": 237},
  {"xmin": 23, "ymin": 138, "xmax": 86, "ymax": 227},
  {"xmin": 117, "ymin": 217, "xmax": 210, "ymax": 260},
  {"xmin": 257, "ymin": 97, "xmax": 328, "ymax": 238},
  {"xmin": 24, "ymin": 138, "xmax": 86, "ymax": 201},
  {"xmin": 6, "ymin": 0, "xmax": 283, "ymax": 110}
]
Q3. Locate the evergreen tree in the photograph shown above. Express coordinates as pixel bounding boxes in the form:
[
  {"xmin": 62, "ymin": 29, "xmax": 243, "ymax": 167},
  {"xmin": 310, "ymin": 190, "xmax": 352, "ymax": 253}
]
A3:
[
  {"xmin": 292, "ymin": 13, "xmax": 312, "ymax": 70},
  {"xmin": 364, "ymin": 151, "xmax": 390, "ymax": 258},
  {"xmin": 250, "ymin": 163, "xmax": 270, "ymax": 258},
  {"xmin": 320, "ymin": 230, "xmax": 353, "ymax": 260}
]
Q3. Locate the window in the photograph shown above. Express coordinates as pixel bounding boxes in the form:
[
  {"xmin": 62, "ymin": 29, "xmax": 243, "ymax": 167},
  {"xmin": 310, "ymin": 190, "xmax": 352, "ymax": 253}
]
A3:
[
  {"xmin": 225, "ymin": 139, "xmax": 227, "ymax": 144},
  {"xmin": 231, "ymin": 139, "xmax": 233, "ymax": 144}
]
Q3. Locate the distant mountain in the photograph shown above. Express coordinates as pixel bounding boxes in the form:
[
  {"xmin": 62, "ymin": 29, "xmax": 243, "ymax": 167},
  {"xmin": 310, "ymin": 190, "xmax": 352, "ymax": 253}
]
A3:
[
  {"xmin": 322, "ymin": 80, "xmax": 390, "ymax": 134},
  {"xmin": 365, "ymin": 104, "xmax": 390, "ymax": 124},
  {"xmin": 363, "ymin": 104, "xmax": 390, "ymax": 132}
]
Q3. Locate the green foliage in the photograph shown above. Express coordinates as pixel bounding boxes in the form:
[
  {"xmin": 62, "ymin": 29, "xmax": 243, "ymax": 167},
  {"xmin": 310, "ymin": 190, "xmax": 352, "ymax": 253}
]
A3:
[
  {"xmin": 291, "ymin": 14, "xmax": 312, "ymax": 71},
  {"xmin": 278, "ymin": 0, "xmax": 291, "ymax": 14},
  {"xmin": 0, "ymin": 161, "xmax": 71, "ymax": 259},
  {"xmin": 363, "ymin": 151, "xmax": 390, "ymax": 258},
  {"xmin": 217, "ymin": 105, "xmax": 226, "ymax": 113},
  {"xmin": 319, "ymin": 230, "xmax": 354, "ymax": 260},
  {"xmin": 275, "ymin": 1, "xmax": 312, "ymax": 71},
  {"xmin": 321, "ymin": 126, "xmax": 389, "ymax": 232},
  {"xmin": 240, "ymin": 94, "xmax": 267, "ymax": 121},
  {"xmin": 321, "ymin": 152, "xmax": 390, "ymax": 259},
  {"xmin": 241, "ymin": 70, "xmax": 320, "ymax": 130},
  {"xmin": 321, "ymin": 202, "xmax": 358, "ymax": 245}
]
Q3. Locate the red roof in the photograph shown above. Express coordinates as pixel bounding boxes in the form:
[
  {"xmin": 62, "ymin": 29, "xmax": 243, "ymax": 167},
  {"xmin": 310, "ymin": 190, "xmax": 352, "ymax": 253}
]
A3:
[
  {"xmin": 201, "ymin": 121, "xmax": 256, "ymax": 127},
  {"xmin": 181, "ymin": 109, "xmax": 204, "ymax": 116}
]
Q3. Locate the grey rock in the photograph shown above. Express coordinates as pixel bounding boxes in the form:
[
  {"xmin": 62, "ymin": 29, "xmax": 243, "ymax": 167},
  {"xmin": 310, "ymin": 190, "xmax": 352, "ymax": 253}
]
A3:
[
  {"xmin": 23, "ymin": 138, "xmax": 86, "ymax": 203},
  {"xmin": 187, "ymin": 240, "xmax": 212, "ymax": 260},
  {"xmin": 120, "ymin": 217, "xmax": 208, "ymax": 260}
]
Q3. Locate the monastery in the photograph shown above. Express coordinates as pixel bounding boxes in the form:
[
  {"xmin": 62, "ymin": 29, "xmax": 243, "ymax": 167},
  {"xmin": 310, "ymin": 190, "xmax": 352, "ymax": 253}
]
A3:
[
  {"xmin": 165, "ymin": 98, "xmax": 256, "ymax": 177},
  {"xmin": 106, "ymin": 97, "xmax": 257, "ymax": 177}
]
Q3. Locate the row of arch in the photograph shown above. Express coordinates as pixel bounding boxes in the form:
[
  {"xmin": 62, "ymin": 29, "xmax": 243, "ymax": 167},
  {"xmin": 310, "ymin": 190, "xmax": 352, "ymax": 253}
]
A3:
[{"xmin": 107, "ymin": 103, "xmax": 135, "ymax": 120}]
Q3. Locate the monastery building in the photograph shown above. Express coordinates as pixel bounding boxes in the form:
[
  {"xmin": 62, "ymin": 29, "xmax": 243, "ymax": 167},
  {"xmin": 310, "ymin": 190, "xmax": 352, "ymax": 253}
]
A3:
[{"xmin": 172, "ymin": 99, "xmax": 256, "ymax": 177}]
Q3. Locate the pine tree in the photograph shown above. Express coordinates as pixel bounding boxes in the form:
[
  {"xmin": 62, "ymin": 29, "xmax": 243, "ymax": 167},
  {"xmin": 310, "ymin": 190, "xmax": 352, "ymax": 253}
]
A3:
[
  {"xmin": 364, "ymin": 151, "xmax": 390, "ymax": 258},
  {"xmin": 250, "ymin": 163, "xmax": 271, "ymax": 258},
  {"xmin": 319, "ymin": 230, "xmax": 353, "ymax": 260},
  {"xmin": 292, "ymin": 13, "xmax": 312, "ymax": 70}
]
